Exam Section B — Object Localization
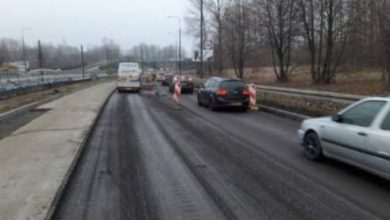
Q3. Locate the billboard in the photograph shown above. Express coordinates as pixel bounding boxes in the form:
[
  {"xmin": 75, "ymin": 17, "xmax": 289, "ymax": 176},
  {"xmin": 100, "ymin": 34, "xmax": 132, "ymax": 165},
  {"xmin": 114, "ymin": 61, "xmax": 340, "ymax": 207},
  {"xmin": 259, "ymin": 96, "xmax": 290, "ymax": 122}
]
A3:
[
  {"xmin": 192, "ymin": 40, "xmax": 214, "ymax": 62},
  {"xmin": 192, "ymin": 50, "xmax": 213, "ymax": 62}
]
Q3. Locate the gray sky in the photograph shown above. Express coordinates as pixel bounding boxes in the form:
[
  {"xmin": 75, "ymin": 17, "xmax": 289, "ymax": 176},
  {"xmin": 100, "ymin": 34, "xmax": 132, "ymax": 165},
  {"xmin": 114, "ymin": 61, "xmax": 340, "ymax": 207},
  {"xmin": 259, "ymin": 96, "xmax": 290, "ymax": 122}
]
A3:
[{"xmin": 1, "ymin": 0, "xmax": 194, "ymax": 52}]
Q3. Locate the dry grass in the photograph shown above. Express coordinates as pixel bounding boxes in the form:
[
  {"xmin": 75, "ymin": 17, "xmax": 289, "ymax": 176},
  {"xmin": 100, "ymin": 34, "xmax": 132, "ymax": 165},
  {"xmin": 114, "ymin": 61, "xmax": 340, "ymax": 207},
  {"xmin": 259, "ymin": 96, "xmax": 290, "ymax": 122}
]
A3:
[
  {"xmin": 0, "ymin": 79, "xmax": 113, "ymax": 114},
  {"xmin": 258, "ymin": 92, "xmax": 348, "ymax": 117},
  {"xmin": 220, "ymin": 67, "xmax": 387, "ymax": 96}
]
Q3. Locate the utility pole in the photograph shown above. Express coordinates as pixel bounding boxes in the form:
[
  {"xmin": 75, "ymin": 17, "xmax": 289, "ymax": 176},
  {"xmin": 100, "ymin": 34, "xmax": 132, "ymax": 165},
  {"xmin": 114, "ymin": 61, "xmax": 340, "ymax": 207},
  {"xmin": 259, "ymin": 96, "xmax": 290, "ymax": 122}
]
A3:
[
  {"xmin": 105, "ymin": 45, "xmax": 110, "ymax": 66},
  {"xmin": 200, "ymin": 0, "xmax": 204, "ymax": 79},
  {"xmin": 21, "ymin": 28, "xmax": 31, "ymax": 72},
  {"xmin": 168, "ymin": 16, "xmax": 182, "ymax": 76},
  {"xmin": 169, "ymin": 32, "xmax": 178, "ymax": 73},
  {"xmin": 38, "ymin": 40, "xmax": 44, "ymax": 82},
  {"xmin": 141, "ymin": 45, "xmax": 144, "ymax": 74},
  {"xmin": 37, "ymin": 40, "xmax": 44, "ymax": 68},
  {"xmin": 175, "ymin": 40, "xmax": 178, "ymax": 74},
  {"xmin": 178, "ymin": 19, "xmax": 182, "ymax": 76},
  {"xmin": 81, "ymin": 45, "xmax": 85, "ymax": 79}
]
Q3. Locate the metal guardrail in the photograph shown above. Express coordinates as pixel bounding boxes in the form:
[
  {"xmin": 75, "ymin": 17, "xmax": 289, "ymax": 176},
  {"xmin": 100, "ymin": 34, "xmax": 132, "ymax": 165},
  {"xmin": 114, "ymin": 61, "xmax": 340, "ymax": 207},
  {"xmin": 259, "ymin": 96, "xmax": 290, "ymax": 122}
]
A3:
[
  {"xmin": 192, "ymin": 76, "xmax": 367, "ymax": 104},
  {"xmin": 256, "ymin": 85, "xmax": 367, "ymax": 104},
  {"xmin": 0, "ymin": 70, "xmax": 108, "ymax": 99}
]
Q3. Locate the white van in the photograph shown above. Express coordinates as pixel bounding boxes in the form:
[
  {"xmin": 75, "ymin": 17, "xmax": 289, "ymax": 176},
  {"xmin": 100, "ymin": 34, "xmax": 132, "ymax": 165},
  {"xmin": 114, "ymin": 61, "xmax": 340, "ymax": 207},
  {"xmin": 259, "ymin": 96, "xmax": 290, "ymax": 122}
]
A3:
[{"xmin": 117, "ymin": 62, "xmax": 141, "ymax": 92}]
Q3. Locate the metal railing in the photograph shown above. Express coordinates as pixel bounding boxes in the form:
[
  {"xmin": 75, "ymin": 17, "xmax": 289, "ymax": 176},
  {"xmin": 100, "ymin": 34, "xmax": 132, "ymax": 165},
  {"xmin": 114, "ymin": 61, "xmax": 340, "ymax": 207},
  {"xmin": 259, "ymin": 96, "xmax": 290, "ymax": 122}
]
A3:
[
  {"xmin": 0, "ymin": 70, "xmax": 108, "ymax": 99},
  {"xmin": 256, "ymin": 85, "xmax": 367, "ymax": 104},
  {"xmin": 192, "ymin": 76, "xmax": 369, "ymax": 104}
]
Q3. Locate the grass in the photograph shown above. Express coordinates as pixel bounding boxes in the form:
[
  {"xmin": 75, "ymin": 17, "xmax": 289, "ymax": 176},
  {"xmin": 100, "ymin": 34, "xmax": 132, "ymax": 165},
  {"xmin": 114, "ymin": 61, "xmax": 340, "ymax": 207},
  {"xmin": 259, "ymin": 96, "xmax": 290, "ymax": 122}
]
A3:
[{"xmin": 220, "ymin": 66, "xmax": 387, "ymax": 96}]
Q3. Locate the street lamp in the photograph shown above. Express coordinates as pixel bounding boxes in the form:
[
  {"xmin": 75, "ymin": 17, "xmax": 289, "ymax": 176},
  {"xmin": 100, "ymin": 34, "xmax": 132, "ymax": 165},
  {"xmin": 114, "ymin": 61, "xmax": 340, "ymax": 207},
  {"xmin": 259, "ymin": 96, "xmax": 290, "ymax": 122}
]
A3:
[
  {"xmin": 168, "ymin": 16, "xmax": 182, "ymax": 76},
  {"xmin": 21, "ymin": 27, "xmax": 32, "ymax": 72},
  {"xmin": 168, "ymin": 32, "xmax": 178, "ymax": 74}
]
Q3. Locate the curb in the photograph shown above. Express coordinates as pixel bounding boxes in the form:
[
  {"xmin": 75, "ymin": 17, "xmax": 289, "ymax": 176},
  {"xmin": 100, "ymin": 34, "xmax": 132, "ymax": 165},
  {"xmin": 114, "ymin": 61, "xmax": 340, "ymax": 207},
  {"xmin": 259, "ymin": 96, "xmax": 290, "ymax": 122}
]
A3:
[
  {"xmin": 258, "ymin": 105, "xmax": 311, "ymax": 122},
  {"xmin": 43, "ymin": 87, "xmax": 116, "ymax": 220}
]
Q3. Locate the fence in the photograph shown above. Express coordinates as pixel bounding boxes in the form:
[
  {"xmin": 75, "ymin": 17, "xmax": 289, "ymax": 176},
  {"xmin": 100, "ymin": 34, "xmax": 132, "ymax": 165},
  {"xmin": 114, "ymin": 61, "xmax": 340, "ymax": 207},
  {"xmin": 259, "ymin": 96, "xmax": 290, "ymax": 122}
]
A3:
[
  {"xmin": 0, "ymin": 70, "xmax": 108, "ymax": 99},
  {"xmin": 256, "ymin": 85, "xmax": 367, "ymax": 105}
]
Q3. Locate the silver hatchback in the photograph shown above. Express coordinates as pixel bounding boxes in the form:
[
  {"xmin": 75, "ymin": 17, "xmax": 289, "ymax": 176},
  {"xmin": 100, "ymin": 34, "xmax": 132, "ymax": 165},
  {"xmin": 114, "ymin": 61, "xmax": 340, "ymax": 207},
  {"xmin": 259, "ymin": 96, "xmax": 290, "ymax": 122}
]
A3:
[{"xmin": 298, "ymin": 97, "xmax": 390, "ymax": 180}]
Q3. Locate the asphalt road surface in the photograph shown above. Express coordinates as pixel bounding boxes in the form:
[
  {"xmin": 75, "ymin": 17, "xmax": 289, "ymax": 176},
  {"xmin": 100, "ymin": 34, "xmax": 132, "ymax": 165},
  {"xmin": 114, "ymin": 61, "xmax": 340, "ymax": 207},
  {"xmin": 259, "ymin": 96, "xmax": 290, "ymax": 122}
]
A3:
[{"xmin": 53, "ymin": 86, "xmax": 390, "ymax": 220}]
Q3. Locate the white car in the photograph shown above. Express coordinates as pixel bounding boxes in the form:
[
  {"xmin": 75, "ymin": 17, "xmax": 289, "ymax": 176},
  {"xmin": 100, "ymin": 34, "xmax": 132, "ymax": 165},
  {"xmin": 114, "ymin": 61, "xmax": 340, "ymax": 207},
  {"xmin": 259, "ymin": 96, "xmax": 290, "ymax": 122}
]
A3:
[{"xmin": 298, "ymin": 97, "xmax": 390, "ymax": 180}]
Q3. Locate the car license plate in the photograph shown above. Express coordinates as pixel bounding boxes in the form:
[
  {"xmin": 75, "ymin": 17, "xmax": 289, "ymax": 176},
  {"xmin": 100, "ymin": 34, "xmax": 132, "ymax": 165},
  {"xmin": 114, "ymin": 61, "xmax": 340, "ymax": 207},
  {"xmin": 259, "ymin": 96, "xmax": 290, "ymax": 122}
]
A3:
[{"xmin": 230, "ymin": 102, "xmax": 242, "ymax": 106}]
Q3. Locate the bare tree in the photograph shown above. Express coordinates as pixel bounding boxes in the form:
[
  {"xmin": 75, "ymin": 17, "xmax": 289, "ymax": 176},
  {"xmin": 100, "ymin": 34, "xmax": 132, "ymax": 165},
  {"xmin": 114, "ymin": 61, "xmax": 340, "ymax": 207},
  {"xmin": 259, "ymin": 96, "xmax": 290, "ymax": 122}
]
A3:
[
  {"xmin": 0, "ymin": 37, "xmax": 120, "ymax": 70},
  {"xmin": 345, "ymin": 0, "xmax": 381, "ymax": 69},
  {"xmin": 299, "ymin": 0, "xmax": 350, "ymax": 84},
  {"xmin": 206, "ymin": 0, "xmax": 226, "ymax": 73},
  {"xmin": 224, "ymin": 0, "xmax": 253, "ymax": 79},
  {"xmin": 375, "ymin": 0, "xmax": 390, "ymax": 87},
  {"xmin": 127, "ymin": 43, "xmax": 179, "ymax": 63},
  {"xmin": 256, "ymin": 0, "xmax": 298, "ymax": 82},
  {"xmin": 102, "ymin": 38, "xmax": 121, "ymax": 66}
]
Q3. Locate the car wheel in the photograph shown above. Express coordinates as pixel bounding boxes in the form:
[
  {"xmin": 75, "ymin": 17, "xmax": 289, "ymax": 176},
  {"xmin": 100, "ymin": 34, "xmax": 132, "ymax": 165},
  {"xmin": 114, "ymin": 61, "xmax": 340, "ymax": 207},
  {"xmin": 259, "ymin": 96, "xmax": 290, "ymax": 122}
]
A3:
[
  {"xmin": 241, "ymin": 106, "xmax": 248, "ymax": 112},
  {"xmin": 304, "ymin": 132, "xmax": 323, "ymax": 161},
  {"xmin": 197, "ymin": 95, "xmax": 202, "ymax": 106},
  {"xmin": 209, "ymin": 98, "xmax": 217, "ymax": 111}
]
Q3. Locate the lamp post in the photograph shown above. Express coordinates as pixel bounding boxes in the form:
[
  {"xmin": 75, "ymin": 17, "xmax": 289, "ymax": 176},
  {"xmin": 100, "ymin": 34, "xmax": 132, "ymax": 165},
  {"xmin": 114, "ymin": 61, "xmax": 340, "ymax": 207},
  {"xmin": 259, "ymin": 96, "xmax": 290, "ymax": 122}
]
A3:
[
  {"xmin": 200, "ymin": 0, "xmax": 204, "ymax": 79},
  {"xmin": 168, "ymin": 16, "xmax": 182, "ymax": 76},
  {"xmin": 21, "ymin": 28, "xmax": 31, "ymax": 72},
  {"xmin": 81, "ymin": 45, "xmax": 85, "ymax": 79},
  {"xmin": 169, "ymin": 32, "xmax": 178, "ymax": 74}
]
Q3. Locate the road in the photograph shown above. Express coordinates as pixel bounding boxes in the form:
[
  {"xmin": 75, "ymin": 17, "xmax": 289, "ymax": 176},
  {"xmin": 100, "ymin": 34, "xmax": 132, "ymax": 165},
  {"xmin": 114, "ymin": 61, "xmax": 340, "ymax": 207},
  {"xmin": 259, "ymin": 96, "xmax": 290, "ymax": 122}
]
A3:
[{"xmin": 53, "ymin": 86, "xmax": 390, "ymax": 220}]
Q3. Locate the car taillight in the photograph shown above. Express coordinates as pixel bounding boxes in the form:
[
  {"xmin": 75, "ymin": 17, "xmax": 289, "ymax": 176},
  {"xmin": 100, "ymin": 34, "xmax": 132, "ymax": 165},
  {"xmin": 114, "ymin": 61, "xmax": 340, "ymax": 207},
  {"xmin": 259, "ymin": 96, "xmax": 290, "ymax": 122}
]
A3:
[
  {"xmin": 243, "ymin": 89, "xmax": 250, "ymax": 97},
  {"xmin": 216, "ymin": 89, "xmax": 228, "ymax": 96}
]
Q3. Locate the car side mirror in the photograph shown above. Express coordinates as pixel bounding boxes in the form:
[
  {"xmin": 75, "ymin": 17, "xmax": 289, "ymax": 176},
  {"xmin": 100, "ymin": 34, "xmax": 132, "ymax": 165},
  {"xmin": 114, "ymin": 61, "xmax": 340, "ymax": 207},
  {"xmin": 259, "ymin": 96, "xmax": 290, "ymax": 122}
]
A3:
[{"xmin": 332, "ymin": 114, "xmax": 343, "ymax": 123}]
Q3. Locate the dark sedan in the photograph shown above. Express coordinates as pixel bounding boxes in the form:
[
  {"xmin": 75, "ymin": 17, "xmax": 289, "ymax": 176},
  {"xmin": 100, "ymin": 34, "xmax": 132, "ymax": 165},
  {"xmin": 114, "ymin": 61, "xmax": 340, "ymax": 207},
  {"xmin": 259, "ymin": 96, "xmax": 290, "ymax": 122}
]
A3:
[
  {"xmin": 197, "ymin": 77, "xmax": 250, "ymax": 111},
  {"xmin": 169, "ymin": 75, "xmax": 194, "ymax": 94},
  {"xmin": 161, "ymin": 73, "xmax": 174, "ymax": 86}
]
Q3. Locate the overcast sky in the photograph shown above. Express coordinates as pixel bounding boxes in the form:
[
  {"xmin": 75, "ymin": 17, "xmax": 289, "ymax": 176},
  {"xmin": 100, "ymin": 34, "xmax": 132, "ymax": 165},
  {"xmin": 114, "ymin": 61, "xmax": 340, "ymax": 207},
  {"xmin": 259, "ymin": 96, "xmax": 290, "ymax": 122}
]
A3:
[{"xmin": 1, "ymin": 0, "xmax": 194, "ymax": 52}]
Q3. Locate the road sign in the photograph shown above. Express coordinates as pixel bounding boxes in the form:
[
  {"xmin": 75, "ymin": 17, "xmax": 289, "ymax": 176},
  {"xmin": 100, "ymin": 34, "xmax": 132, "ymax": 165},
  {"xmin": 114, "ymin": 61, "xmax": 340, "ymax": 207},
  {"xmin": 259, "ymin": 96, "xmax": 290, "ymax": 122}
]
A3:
[{"xmin": 192, "ymin": 49, "xmax": 214, "ymax": 62}]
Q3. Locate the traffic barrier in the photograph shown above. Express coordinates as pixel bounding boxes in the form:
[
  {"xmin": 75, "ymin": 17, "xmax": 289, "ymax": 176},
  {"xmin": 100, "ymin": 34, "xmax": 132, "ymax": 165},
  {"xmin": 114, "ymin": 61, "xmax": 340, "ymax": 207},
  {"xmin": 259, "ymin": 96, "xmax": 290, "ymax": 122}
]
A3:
[
  {"xmin": 172, "ymin": 81, "xmax": 181, "ymax": 107},
  {"xmin": 0, "ymin": 71, "xmax": 108, "ymax": 99},
  {"xmin": 256, "ymin": 85, "xmax": 365, "ymax": 104},
  {"xmin": 249, "ymin": 83, "xmax": 258, "ymax": 110},
  {"xmin": 146, "ymin": 80, "xmax": 155, "ymax": 97}
]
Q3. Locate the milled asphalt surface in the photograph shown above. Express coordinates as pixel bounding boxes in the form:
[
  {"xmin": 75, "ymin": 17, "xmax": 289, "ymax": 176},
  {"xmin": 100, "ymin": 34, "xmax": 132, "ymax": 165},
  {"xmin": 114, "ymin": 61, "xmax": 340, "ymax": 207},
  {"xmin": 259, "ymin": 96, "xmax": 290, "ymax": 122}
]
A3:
[{"xmin": 53, "ymin": 86, "xmax": 390, "ymax": 220}]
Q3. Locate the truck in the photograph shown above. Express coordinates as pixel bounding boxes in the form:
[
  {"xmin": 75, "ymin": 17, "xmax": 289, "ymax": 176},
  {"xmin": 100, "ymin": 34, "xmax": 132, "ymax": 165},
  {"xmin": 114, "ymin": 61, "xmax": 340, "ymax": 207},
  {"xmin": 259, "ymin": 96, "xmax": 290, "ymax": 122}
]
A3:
[{"xmin": 116, "ymin": 62, "xmax": 141, "ymax": 92}]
